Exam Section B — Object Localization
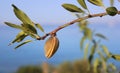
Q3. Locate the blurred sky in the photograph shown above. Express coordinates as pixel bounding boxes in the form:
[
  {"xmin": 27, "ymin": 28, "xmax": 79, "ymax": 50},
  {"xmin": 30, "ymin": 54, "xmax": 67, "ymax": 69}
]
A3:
[{"xmin": 0, "ymin": 0, "xmax": 120, "ymax": 26}]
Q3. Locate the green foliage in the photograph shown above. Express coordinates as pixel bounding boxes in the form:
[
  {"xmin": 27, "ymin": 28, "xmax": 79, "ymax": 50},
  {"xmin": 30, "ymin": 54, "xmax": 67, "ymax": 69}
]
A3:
[
  {"xmin": 77, "ymin": 0, "xmax": 88, "ymax": 10},
  {"xmin": 14, "ymin": 40, "xmax": 32, "ymax": 49},
  {"xmin": 11, "ymin": 31, "xmax": 27, "ymax": 44},
  {"xmin": 112, "ymin": 55, "xmax": 120, "ymax": 61},
  {"xmin": 87, "ymin": 0, "xmax": 104, "ymax": 6},
  {"xmin": 95, "ymin": 33, "xmax": 108, "ymax": 40},
  {"xmin": 110, "ymin": 0, "xmax": 114, "ymax": 6},
  {"xmin": 62, "ymin": 4, "xmax": 84, "ymax": 13},
  {"xmin": 4, "ymin": 22, "xmax": 22, "ymax": 29},
  {"xmin": 35, "ymin": 24, "xmax": 44, "ymax": 32},
  {"xmin": 106, "ymin": 7, "xmax": 118, "ymax": 16},
  {"xmin": 12, "ymin": 4, "xmax": 34, "ymax": 26},
  {"xmin": 16, "ymin": 66, "xmax": 42, "ymax": 73}
]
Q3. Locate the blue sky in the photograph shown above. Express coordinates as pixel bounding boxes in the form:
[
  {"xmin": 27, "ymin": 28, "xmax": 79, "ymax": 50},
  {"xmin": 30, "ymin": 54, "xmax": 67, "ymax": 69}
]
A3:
[{"xmin": 0, "ymin": 0, "xmax": 120, "ymax": 26}]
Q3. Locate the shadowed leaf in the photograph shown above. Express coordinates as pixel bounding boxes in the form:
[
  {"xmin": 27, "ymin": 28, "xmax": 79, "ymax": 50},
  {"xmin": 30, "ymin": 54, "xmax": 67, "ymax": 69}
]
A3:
[
  {"xmin": 14, "ymin": 40, "xmax": 32, "ymax": 49},
  {"xmin": 87, "ymin": 0, "xmax": 104, "ymax": 6},
  {"xmin": 62, "ymin": 4, "xmax": 84, "ymax": 13},
  {"xmin": 95, "ymin": 33, "xmax": 108, "ymax": 40},
  {"xmin": 11, "ymin": 31, "xmax": 27, "ymax": 44},
  {"xmin": 35, "ymin": 23, "xmax": 44, "ymax": 32},
  {"xmin": 93, "ymin": 58, "xmax": 99, "ymax": 73},
  {"xmin": 112, "ymin": 55, "xmax": 120, "ymax": 61},
  {"xmin": 4, "ymin": 22, "xmax": 22, "ymax": 29}
]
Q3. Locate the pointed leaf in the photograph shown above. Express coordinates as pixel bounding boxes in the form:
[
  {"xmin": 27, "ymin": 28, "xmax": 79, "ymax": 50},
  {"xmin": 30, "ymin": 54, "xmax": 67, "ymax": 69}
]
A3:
[
  {"xmin": 77, "ymin": 0, "xmax": 88, "ymax": 9},
  {"xmin": 11, "ymin": 31, "xmax": 27, "ymax": 44},
  {"xmin": 108, "ymin": 63, "xmax": 116, "ymax": 71},
  {"xmin": 89, "ymin": 40, "xmax": 97, "ymax": 63},
  {"xmin": 84, "ymin": 43, "xmax": 89, "ymax": 59},
  {"xmin": 35, "ymin": 24, "xmax": 44, "ymax": 32},
  {"xmin": 95, "ymin": 33, "xmax": 108, "ymax": 40},
  {"xmin": 80, "ymin": 36, "xmax": 86, "ymax": 49},
  {"xmin": 4, "ymin": 22, "xmax": 22, "ymax": 29},
  {"xmin": 112, "ymin": 55, "xmax": 120, "ymax": 61},
  {"xmin": 101, "ymin": 45, "xmax": 111, "ymax": 57},
  {"xmin": 106, "ymin": 7, "xmax": 118, "ymax": 16},
  {"xmin": 12, "ymin": 4, "xmax": 34, "ymax": 26},
  {"xmin": 87, "ymin": 0, "xmax": 104, "ymax": 6},
  {"xmin": 93, "ymin": 58, "xmax": 99, "ymax": 73},
  {"xmin": 62, "ymin": 4, "xmax": 84, "ymax": 13},
  {"xmin": 14, "ymin": 40, "xmax": 32, "ymax": 49}
]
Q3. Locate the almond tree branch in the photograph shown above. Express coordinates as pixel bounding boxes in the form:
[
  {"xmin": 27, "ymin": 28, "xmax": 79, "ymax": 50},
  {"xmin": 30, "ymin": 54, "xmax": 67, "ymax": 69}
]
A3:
[{"xmin": 38, "ymin": 11, "xmax": 120, "ymax": 40}]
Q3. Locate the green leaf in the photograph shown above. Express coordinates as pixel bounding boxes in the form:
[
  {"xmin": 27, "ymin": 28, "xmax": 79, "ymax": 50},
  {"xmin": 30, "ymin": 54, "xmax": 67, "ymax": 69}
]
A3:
[
  {"xmin": 89, "ymin": 40, "xmax": 97, "ymax": 63},
  {"xmin": 110, "ymin": 0, "xmax": 114, "ymax": 6},
  {"xmin": 80, "ymin": 36, "xmax": 86, "ymax": 49},
  {"xmin": 84, "ymin": 43, "xmax": 89, "ymax": 59},
  {"xmin": 87, "ymin": 0, "xmax": 104, "ymax": 6},
  {"xmin": 106, "ymin": 7, "xmax": 118, "ymax": 16},
  {"xmin": 101, "ymin": 45, "xmax": 111, "ymax": 58},
  {"xmin": 22, "ymin": 24, "xmax": 37, "ymax": 34},
  {"xmin": 112, "ymin": 55, "xmax": 120, "ymax": 61},
  {"xmin": 77, "ymin": 0, "xmax": 88, "ymax": 9},
  {"xmin": 62, "ymin": 4, "xmax": 84, "ymax": 13},
  {"xmin": 93, "ymin": 58, "xmax": 99, "ymax": 73},
  {"xmin": 35, "ymin": 23, "xmax": 44, "ymax": 32},
  {"xmin": 11, "ymin": 31, "xmax": 27, "ymax": 44},
  {"xmin": 78, "ymin": 20, "xmax": 88, "ymax": 31},
  {"xmin": 4, "ymin": 22, "xmax": 22, "ymax": 29},
  {"xmin": 83, "ymin": 28, "xmax": 92, "ymax": 40},
  {"xmin": 101, "ymin": 59, "xmax": 107, "ymax": 72},
  {"xmin": 12, "ymin": 4, "xmax": 34, "ymax": 27},
  {"xmin": 14, "ymin": 40, "xmax": 32, "ymax": 49},
  {"xmin": 95, "ymin": 33, "xmax": 108, "ymax": 40},
  {"xmin": 108, "ymin": 63, "xmax": 116, "ymax": 71}
]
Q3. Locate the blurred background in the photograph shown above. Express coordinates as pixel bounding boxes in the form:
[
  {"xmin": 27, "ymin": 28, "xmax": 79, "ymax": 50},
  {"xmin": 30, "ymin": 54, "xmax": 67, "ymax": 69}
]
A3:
[{"xmin": 0, "ymin": 0, "xmax": 120, "ymax": 73}]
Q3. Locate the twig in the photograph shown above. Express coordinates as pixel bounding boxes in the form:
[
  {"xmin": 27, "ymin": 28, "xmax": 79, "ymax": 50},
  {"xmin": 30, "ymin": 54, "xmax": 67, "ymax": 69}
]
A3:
[{"xmin": 38, "ymin": 11, "xmax": 120, "ymax": 40}]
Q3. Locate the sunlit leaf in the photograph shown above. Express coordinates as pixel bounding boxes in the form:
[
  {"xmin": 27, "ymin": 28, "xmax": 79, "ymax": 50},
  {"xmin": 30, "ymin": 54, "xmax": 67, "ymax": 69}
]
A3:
[
  {"xmin": 83, "ymin": 28, "xmax": 92, "ymax": 40},
  {"xmin": 4, "ymin": 22, "xmax": 22, "ymax": 29},
  {"xmin": 101, "ymin": 59, "xmax": 107, "ymax": 72},
  {"xmin": 95, "ymin": 33, "xmax": 108, "ymax": 40},
  {"xmin": 110, "ymin": 0, "xmax": 114, "ymax": 6},
  {"xmin": 62, "ymin": 4, "xmax": 84, "ymax": 13},
  {"xmin": 84, "ymin": 43, "xmax": 89, "ymax": 59},
  {"xmin": 108, "ymin": 63, "xmax": 116, "ymax": 71},
  {"xmin": 93, "ymin": 58, "xmax": 99, "ymax": 73},
  {"xmin": 35, "ymin": 23, "xmax": 44, "ymax": 32},
  {"xmin": 11, "ymin": 31, "xmax": 27, "ymax": 44},
  {"xmin": 106, "ymin": 7, "xmax": 118, "ymax": 16},
  {"xmin": 112, "ymin": 55, "xmax": 120, "ymax": 61},
  {"xmin": 14, "ymin": 40, "xmax": 32, "ymax": 49},
  {"xmin": 101, "ymin": 45, "xmax": 111, "ymax": 58},
  {"xmin": 87, "ymin": 0, "xmax": 104, "ymax": 6},
  {"xmin": 78, "ymin": 20, "xmax": 88, "ymax": 31},
  {"xmin": 80, "ymin": 36, "xmax": 86, "ymax": 50},
  {"xmin": 12, "ymin": 4, "xmax": 34, "ymax": 26},
  {"xmin": 77, "ymin": 0, "xmax": 88, "ymax": 9}
]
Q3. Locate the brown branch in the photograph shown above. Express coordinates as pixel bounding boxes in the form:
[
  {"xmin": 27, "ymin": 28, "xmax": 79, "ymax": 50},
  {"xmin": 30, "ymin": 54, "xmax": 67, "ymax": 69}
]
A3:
[{"xmin": 38, "ymin": 11, "xmax": 120, "ymax": 40}]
